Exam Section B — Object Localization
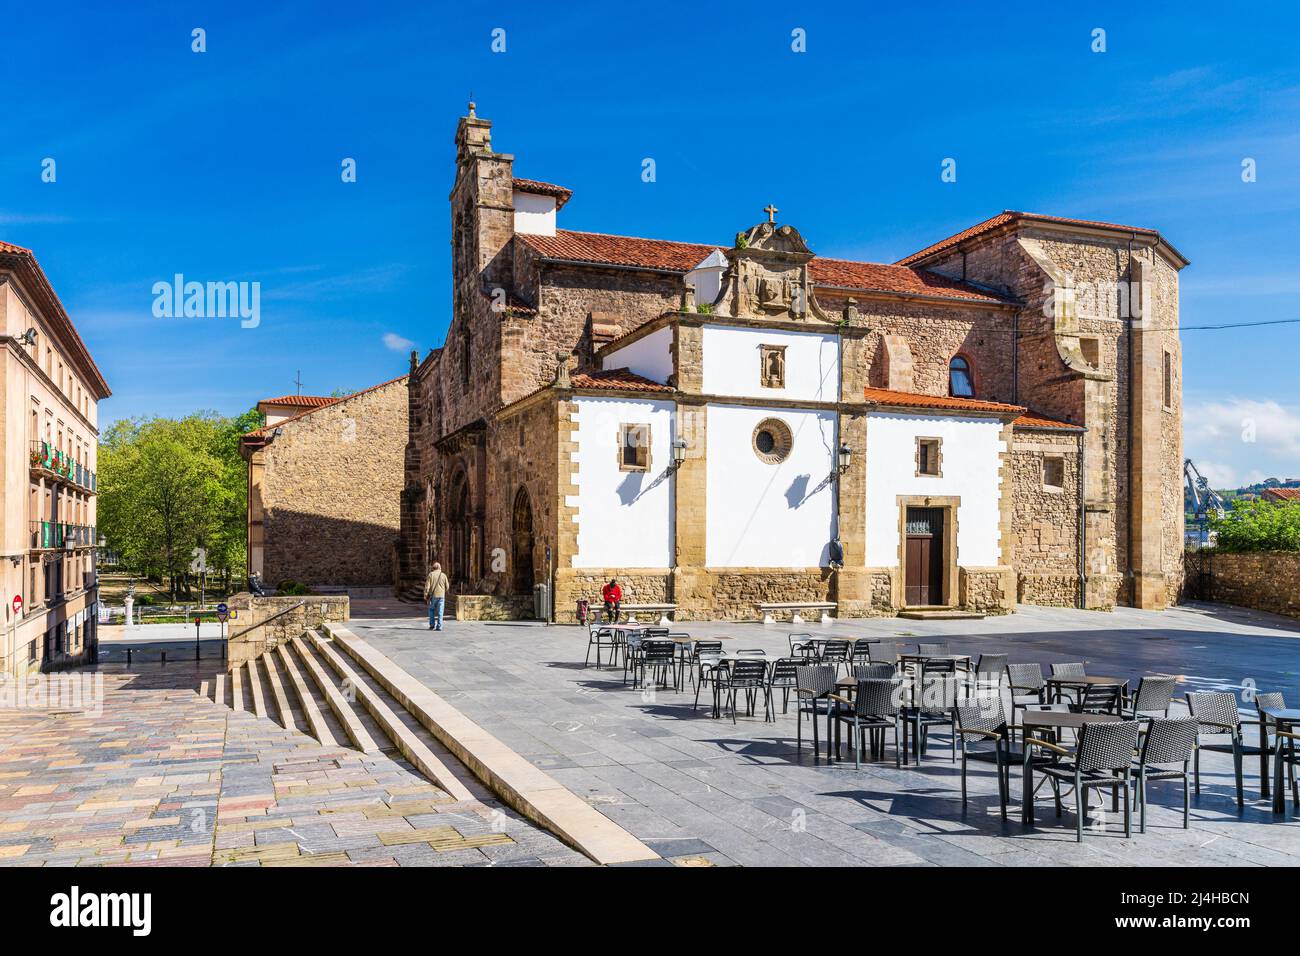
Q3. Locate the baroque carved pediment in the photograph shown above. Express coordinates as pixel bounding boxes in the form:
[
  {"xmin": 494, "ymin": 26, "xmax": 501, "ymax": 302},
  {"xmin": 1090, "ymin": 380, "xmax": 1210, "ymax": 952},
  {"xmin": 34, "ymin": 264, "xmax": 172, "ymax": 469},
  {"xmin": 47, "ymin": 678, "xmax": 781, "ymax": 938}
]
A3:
[{"xmin": 714, "ymin": 216, "xmax": 830, "ymax": 323}]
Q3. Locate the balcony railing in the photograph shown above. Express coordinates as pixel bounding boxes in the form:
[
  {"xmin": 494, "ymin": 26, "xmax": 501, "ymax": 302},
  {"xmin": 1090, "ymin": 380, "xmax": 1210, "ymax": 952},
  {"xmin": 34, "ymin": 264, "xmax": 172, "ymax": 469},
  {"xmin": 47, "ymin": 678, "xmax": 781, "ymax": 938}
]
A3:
[
  {"xmin": 28, "ymin": 440, "xmax": 96, "ymax": 493},
  {"xmin": 28, "ymin": 521, "xmax": 97, "ymax": 551}
]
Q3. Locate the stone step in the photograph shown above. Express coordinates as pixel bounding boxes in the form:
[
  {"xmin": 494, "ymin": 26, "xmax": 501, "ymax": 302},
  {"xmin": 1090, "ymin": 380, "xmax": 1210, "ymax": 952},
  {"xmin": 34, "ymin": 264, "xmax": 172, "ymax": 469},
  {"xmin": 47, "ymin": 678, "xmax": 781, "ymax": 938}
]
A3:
[
  {"xmin": 308, "ymin": 630, "xmax": 475, "ymax": 801},
  {"xmin": 213, "ymin": 672, "xmax": 226, "ymax": 708},
  {"xmin": 260, "ymin": 653, "xmax": 298, "ymax": 733},
  {"xmin": 289, "ymin": 636, "xmax": 381, "ymax": 755},
  {"xmin": 324, "ymin": 622, "xmax": 659, "ymax": 866},
  {"xmin": 275, "ymin": 643, "xmax": 338, "ymax": 748},
  {"xmin": 231, "ymin": 663, "xmax": 245, "ymax": 712},
  {"xmin": 245, "ymin": 659, "xmax": 268, "ymax": 719},
  {"xmin": 896, "ymin": 609, "xmax": 986, "ymax": 620}
]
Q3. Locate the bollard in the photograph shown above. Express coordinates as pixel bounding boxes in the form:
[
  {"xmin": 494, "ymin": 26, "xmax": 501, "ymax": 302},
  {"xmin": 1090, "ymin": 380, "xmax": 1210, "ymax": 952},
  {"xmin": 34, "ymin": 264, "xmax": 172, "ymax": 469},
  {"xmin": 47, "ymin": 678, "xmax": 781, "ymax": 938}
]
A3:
[
  {"xmin": 127, "ymin": 647, "xmax": 133, "ymax": 666},
  {"xmin": 161, "ymin": 650, "xmax": 166, "ymax": 665}
]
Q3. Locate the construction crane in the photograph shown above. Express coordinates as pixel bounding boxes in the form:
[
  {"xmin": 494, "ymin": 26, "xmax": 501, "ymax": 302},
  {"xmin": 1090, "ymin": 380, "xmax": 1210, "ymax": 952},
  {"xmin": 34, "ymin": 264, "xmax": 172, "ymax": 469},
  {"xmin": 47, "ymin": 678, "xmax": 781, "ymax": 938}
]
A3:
[{"xmin": 1184, "ymin": 458, "xmax": 1226, "ymax": 548}]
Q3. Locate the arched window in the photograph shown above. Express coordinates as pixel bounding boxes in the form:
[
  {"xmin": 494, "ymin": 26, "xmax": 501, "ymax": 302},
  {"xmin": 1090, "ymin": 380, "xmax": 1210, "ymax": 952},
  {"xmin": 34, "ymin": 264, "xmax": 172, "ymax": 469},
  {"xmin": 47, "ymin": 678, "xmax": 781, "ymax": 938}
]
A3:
[{"xmin": 948, "ymin": 356, "xmax": 974, "ymax": 397}]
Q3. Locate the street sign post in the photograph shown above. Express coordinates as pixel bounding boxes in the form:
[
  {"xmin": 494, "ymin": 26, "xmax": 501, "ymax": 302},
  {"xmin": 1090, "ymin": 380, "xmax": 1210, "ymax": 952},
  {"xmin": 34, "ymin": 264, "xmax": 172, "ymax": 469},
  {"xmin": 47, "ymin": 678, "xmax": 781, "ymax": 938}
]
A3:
[
  {"xmin": 12, "ymin": 595, "xmax": 22, "ymax": 616},
  {"xmin": 216, "ymin": 602, "xmax": 229, "ymax": 647}
]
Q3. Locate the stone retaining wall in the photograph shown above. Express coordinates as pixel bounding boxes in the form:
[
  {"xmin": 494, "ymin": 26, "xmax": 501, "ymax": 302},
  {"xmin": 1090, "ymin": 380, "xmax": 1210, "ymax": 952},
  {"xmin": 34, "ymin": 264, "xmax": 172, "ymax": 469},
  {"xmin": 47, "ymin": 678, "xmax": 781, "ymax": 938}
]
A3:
[
  {"xmin": 1191, "ymin": 551, "xmax": 1300, "ymax": 620},
  {"xmin": 225, "ymin": 593, "xmax": 350, "ymax": 670}
]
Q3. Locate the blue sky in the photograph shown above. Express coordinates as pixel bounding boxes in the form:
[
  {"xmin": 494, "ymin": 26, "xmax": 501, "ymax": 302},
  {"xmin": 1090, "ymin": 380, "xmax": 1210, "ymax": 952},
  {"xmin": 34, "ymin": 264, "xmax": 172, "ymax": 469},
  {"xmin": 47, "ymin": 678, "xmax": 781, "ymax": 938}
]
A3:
[{"xmin": 3, "ymin": 0, "xmax": 1299, "ymax": 487}]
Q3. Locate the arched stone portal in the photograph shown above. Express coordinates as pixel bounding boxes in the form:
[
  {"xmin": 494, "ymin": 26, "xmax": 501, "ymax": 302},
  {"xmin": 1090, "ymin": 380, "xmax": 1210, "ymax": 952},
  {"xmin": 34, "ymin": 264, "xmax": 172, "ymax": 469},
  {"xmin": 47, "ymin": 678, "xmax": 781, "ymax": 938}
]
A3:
[
  {"xmin": 511, "ymin": 487, "xmax": 535, "ymax": 595},
  {"xmin": 447, "ymin": 470, "xmax": 472, "ymax": 586}
]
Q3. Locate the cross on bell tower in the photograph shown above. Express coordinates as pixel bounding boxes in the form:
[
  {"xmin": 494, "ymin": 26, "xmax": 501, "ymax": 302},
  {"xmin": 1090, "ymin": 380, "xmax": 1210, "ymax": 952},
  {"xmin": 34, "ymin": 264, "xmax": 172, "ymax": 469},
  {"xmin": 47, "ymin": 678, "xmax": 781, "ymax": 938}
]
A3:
[{"xmin": 763, "ymin": 203, "xmax": 779, "ymax": 224}]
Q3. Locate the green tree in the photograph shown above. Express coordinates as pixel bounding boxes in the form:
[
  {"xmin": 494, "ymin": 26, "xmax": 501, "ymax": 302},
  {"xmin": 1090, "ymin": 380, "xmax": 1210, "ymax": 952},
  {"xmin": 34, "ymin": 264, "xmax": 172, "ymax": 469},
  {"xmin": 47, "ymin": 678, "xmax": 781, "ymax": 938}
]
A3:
[
  {"xmin": 1208, "ymin": 498, "xmax": 1300, "ymax": 553},
  {"xmin": 98, "ymin": 408, "xmax": 262, "ymax": 600}
]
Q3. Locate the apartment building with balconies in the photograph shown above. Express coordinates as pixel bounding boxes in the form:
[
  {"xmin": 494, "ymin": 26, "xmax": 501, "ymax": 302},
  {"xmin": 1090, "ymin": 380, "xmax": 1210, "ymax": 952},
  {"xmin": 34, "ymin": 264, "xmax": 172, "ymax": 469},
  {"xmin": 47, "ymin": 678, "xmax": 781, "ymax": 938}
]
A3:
[{"xmin": 1, "ymin": 240, "xmax": 111, "ymax": 675}]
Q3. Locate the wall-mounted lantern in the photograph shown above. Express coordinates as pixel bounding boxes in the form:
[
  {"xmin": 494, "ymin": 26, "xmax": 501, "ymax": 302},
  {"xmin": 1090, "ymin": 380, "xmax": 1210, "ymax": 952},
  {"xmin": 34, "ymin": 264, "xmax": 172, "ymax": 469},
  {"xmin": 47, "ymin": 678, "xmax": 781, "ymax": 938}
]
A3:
[
  {"xmin": 671, "ymin": 438, "xmax": 688, "ymax": 470},
  {"xmin": 836, "ymin": 442, "xmax": 852, "ymax": 475}
]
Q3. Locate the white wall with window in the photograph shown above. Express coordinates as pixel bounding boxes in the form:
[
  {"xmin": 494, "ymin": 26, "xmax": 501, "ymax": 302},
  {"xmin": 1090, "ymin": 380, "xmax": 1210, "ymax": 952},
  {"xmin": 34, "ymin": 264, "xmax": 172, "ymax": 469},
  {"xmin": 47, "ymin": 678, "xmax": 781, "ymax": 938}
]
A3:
[
  {"xmin": 705, "ymin": 403, "xmax": 837, "ymax": 567},
  {"xmin": 864, "ymin": 411, "xmax": 1004, "ymax": 567},
  {"xmin": 601, "ymin": 325, "xmax": 674, "ymax": 384},
  {"xmin": 701, "ymin": 324, "xmax": 838, "ymax": 402},
  {"xmin": 570, "ymin": 396, "xmax": 675, "ymax": 568}
]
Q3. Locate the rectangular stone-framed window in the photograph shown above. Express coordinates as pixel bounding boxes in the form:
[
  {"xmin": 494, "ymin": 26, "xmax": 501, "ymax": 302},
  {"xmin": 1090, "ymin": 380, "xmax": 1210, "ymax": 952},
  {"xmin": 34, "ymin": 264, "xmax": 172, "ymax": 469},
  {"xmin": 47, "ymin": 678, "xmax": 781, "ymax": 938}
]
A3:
[
  {"xmin": 1043, "ymin": 455, "xmax": 1065, "ymax": 491},
  {"xmin": 915, "ymin": 437, "xmax": 942, "ymax": 477},
  {"xmin": 618, "ymin": 423, "xmax": 651, "ymax": 472},
  {"xmin": 1162, "ymin": 350, "xmax": 1173, "ymax": 409},
  {"xmin": 759, "ymin": 344, "xmax": 786, "ymax": 389},
  {"xmin": 1079, "ymin": 336, "xmax": 1100, "ymax": 370}
]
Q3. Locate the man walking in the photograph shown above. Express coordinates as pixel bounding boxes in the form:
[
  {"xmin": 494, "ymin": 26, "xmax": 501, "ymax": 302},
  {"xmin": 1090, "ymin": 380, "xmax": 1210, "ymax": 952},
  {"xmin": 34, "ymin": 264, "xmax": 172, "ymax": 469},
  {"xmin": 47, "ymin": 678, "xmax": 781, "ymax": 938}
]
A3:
[{"xmin": 424, "ymin": 562, "xmax": 449, "ymax": 631}]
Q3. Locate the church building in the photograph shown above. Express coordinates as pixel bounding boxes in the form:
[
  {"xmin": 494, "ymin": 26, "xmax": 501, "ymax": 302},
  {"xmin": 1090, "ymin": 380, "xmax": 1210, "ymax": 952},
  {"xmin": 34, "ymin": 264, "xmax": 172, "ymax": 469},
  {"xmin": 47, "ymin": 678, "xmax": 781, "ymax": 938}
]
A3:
[{"xmin": 397, "ymin": 106, "xmax": 1187, "ymax": 621}]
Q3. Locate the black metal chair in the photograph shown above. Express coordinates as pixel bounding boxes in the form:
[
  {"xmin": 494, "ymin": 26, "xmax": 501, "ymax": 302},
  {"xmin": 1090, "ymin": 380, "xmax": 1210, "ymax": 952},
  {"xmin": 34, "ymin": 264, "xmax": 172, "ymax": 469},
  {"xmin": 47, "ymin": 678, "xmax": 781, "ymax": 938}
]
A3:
[
  {"xmin": 716, "ymin": 658, "xmax": 772, "ymax": 724},
  {"xmin": 906, "ymin": 674, "xmax": 960, "ymax": 763},
  {"xmin": 1049, "ymin": 661, "xmax": 1087, "ymax": 707},
  {"xmin": 818, "ymin": 640, "xmax": 851, "ymax": 676},
  {"xmin": 868, "ymin": 640, "xmax": 900, "ymax": 665},
  {"xmin": 968, "ymin": 653, "xmax": 1008, "ymax": 697},
  {"xmin": 1026, "ymin": 720, "xmax": 1141, "ymax": 842},
  {"xmin": 634, "ymin": 639, "xmax": 678, "ymax": 692},
  {"xmin": 1133, "ymin": 717, "xmax": 1197, "ymax": 832},
  {"xmin": 955, "ymin": 697, "xmax": 1014, "ymax": 820},
  {"xmin": 794, "ymin": 665, "xmax": 836, "ymax": 757},
  {"xmin": 1120, "ymin": 676, "xmax": 1177, "ymax": 721},
  {"xmin": 685, "ymin": 640, "xmax": 723, "ymax": 693},
  {"xmin": 788, "ymin": 633, "xmax": 817, "ymax": 660},
  {"xmin": 1007, "ymin": 663, "xmax": 1047, "ymax": 735},
  {"xmin": 1186, "ymin": 691, "xmax": 1260, "ymax": 808},
  {"xmin": 1271, "ymin": 728, "xmax": 1300, "ymax": 814},
  {"xmin": 853, "ymin": 662, "xmax": 895, "ymax": 680},
  {"xmin": 584, "ymin": 625, "xmax": 619, "ymax": 669},
  {"xmin": 829, "ymin": 678, "xmax": 904, "ymax": 769},
  {"xmin": 767, "ymin": 657, "xmax": 800, "ymax": 715}
]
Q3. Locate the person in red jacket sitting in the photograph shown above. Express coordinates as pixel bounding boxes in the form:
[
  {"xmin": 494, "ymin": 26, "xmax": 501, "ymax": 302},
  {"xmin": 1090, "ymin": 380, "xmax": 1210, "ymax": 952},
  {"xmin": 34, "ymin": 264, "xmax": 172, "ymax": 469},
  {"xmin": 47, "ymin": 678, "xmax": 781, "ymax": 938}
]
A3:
[{"xmin": 601, "ymin": 579, "xmax": 622, "ymax": 623}]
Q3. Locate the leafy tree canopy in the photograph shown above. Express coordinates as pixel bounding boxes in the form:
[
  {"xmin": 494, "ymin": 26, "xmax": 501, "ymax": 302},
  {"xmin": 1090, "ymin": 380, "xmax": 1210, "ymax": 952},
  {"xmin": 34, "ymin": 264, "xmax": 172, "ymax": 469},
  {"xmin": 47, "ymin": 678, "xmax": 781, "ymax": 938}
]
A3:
[
  {"xmin": 99, "ymin": 408, "xmax": 262, "ymax": 598},
  {"xmin": 1207, "ymin": 498, "xmax": 1300, "ymax": 553}
]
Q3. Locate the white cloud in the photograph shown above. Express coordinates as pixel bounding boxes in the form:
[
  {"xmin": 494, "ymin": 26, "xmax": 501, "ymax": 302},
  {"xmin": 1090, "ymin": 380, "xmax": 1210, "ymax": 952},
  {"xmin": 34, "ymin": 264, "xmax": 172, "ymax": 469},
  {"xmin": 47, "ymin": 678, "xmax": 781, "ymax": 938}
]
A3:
[
  {"xmin": 1185, "ymin": 397, "xmax": 1300, "ymax": 488},
  {"xmin": 382, "ymin": 332, "xmax": 414, "ymax": 352}
]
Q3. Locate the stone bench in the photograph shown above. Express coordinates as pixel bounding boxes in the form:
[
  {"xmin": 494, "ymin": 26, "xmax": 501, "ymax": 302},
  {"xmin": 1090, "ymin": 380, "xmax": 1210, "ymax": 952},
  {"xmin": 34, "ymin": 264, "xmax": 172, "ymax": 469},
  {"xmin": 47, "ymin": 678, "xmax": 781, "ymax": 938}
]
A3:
[
  {"xmin": 759, "ymin": 601, "xmax": 837, "ymax": 625},
  {"xmin": 612, "ymin": 603, "xmax": 677, "ymax": 625}
]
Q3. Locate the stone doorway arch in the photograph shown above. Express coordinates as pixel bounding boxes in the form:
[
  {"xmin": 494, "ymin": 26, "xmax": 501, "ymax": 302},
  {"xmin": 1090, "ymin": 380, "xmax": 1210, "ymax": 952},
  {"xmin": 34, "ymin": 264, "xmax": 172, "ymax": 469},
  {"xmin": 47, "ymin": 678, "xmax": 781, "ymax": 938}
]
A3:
[
  {"xmin": 511, "ymin": 487, "xmax": 535, "ymax": 595},
  {"xmin": 447, "ymin": 469, "xmax": 472, "ymax": 586}
]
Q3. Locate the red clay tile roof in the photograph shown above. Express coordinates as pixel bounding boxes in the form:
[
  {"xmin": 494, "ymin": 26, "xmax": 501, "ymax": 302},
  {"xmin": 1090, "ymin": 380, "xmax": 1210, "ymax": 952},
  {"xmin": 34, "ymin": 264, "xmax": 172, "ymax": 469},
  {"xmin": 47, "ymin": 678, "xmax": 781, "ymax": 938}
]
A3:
[
  {"xmin": 895, "ymin": 211, "xmax": 1160, "ymax": 266},
  {"xmin": 1013, "ymin": 411, "xmax": 1085, "ymax": 431},
  {"xmin": 862, "ymin": 387, "xmax": 1025, "ymax": 416},
  {"xmin": 571, "ymin": 367, "xmax": 673, "ymax": 393},
  {"xmin": 1263, "ymin": 488, "xmax": 1300, "ymax": 502},
  {"xmin": 512, "ymin": 177, "xmax": 572, "ymax": 209},
  {"xmin": 862, "ymin": 387, "xmax": 1081, "ymax": 429},
  {"xmin": 517, "ymin": 230, "xmax": 1012, "ymax": 304},
  {"xmin": 258, "ymin": 395, "xmax": 338, "ymax": 408},
  {"xmin": 808, "ymin": 257, "xmax": 1008, "ymax": 302},
  {"xmin": 244, "ymin": 375, "xmax": 407, "ymax": 438},
  {"xmin": 0, "ymin": 240, "xmax": 111, "ymax": 398}
]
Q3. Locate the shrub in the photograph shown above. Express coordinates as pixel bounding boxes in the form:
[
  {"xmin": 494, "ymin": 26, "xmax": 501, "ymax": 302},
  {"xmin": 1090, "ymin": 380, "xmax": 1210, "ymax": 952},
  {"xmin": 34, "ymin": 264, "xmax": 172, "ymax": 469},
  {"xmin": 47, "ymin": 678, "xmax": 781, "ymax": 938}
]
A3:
[
  {"xmin": 1207, "ymin": 499, "xmax": 1300, "ymax": 553},
  {"xmin": 275, "ymin": 579, "xmax": 313, "ymax": 596}
]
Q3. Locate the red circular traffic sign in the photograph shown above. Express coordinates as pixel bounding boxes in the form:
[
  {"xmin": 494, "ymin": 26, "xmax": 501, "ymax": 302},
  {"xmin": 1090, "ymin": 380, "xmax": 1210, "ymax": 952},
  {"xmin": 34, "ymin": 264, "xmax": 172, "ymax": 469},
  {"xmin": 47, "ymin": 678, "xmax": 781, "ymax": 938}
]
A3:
[{"xmin": 12, "ymin": 595, "xmax": 22, "ymax": 615}]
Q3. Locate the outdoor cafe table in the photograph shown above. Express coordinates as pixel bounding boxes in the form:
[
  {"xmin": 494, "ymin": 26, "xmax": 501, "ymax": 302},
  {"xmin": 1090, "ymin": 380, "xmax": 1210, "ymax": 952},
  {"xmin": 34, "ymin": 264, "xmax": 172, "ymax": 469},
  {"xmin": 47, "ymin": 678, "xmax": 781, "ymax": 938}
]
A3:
[
  {"xmin": 1043, "ymin": 674, "xmax": 1129, "ymax": 708},
  {"xmin": 1020, "ymin": 710, "xmax": 1122, "ymax": 825},
  {"xmin": 1262, "ymin": 706, "xmax": 1300, "ymax": 812}
]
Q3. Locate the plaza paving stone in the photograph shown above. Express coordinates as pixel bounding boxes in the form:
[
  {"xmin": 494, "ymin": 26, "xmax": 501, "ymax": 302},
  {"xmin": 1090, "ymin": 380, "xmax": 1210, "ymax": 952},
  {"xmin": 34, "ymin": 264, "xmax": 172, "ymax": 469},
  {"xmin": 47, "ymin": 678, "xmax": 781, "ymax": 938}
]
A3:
[
  {"xmin": 347, "ymin": 599, "xmax": 1300, "ymax": 867},
  {"xmin": 0, "ymin": 662, "xmax": 588, "ymax": 867}
]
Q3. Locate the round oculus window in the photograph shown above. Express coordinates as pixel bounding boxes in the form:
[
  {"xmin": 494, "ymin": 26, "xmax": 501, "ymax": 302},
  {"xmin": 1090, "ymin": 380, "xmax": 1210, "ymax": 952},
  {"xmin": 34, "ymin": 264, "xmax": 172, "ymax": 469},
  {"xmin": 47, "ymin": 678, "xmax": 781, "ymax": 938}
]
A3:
[{"xmin": 751, "ymin": 418, "xmax": 793, "ymax": 464}]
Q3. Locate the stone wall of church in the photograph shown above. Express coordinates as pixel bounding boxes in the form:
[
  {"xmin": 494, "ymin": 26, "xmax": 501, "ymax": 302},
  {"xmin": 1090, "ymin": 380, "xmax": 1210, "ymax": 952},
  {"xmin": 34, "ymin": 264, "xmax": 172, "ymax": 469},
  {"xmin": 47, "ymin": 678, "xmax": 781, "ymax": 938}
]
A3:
[
  {"xmin": 816, "ymin": 292, "xmax": 1018, "ymax": 405},
  {"xmin": 922, "ymin": 229, "xmax": 1184, "ymax": 609},
  {"xmin": 260, "ymin": 379, "xmax": 406, "ymax": 588},
  {"xmin": 1009, "ymin": 428, "xmax": 1085, "ymax": 607}
]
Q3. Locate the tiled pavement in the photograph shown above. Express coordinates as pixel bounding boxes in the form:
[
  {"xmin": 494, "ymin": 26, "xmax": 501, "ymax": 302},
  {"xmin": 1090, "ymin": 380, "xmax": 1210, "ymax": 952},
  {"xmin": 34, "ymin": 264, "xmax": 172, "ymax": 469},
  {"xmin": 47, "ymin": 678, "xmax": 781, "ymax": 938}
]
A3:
[
  {"xmin": 0, "ymin": 663, "xmax": 589, "ymax": 867},
  {"xmin": 348, "ymin": 600, "xmax": 1300, "ymax": 867}
]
